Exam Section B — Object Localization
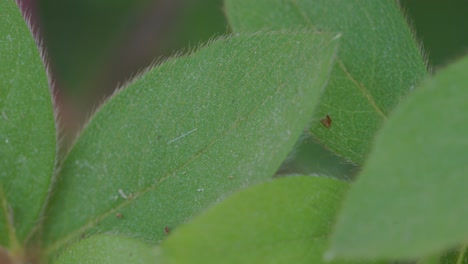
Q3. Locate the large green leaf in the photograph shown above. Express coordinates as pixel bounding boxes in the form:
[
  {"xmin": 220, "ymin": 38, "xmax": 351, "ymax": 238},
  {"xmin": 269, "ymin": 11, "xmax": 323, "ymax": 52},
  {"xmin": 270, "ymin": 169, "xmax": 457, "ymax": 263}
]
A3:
[
  {"xmin": 53, "ymin": 234, "xmax": 159, "ymax": 264},
  {"xmin": 161, "ymin": 176, "xmax": 369, "ymax": 264},
  {"xmin": 0, "ymin": 0, "xmax": 55, "ymax": 248},
  {"xmin": 327, "ymin": 56, "xmax": 468, "ymax": 260},
  {"xmin": 42, "ymin": 31, "xmax": 339, "ymax": 256},
  {"xmin": 225, "ymin": 0, "xmax": 427, "ymax": 164}
]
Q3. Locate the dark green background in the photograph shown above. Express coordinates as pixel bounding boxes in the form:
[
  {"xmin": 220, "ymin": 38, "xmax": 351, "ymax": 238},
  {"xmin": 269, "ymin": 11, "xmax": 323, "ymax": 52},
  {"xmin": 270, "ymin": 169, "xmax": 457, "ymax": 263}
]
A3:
[{"xmin": 33, "ymin": 0, "xmax": 468, "ymax": 179}]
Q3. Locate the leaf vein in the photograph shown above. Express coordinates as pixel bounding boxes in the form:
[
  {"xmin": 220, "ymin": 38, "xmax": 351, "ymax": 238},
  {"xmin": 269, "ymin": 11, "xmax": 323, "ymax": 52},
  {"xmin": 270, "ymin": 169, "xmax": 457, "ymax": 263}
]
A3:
[{"xmin": 337, "ymin": 59, "xmax": 387, "ymax": 120}]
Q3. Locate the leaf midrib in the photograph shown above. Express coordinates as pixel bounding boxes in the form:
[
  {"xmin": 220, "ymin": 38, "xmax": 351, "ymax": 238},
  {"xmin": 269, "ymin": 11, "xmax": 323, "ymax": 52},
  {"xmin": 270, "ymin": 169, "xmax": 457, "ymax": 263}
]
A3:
[{"xmin": 289, "ymin": 0, "xmax": 388, "ymax": 120}]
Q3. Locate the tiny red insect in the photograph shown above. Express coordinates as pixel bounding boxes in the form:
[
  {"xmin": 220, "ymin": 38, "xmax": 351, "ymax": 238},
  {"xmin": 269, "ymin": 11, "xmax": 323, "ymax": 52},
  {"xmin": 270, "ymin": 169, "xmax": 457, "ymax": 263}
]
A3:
[
  {"xmin": 320, "ymin": 115, "xmax": 332, "ymax": 128},
  {"xmin": 164, "ymin": 226, "xmax": 171, "ymax": 236}
]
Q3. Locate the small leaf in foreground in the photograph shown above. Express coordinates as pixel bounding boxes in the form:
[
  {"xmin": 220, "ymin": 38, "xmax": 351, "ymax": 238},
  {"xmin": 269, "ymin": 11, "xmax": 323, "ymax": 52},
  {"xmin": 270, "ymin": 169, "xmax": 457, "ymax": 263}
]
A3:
[
  {"xmin": 53, "ymin": 234, "xmax": 159, "ymax": 264},
  {"xmin": 161, "ymin": 176, "xmax": 374, "ymax": 264},
  {"xmin": 0, "ymin": 0, "xmax": 55, "ymax": 247},
  {"xmin": 225, "ymin": 0, "xmax": 427, "ymax": 164},
  {"xmin": 42, "ymin": 31, "xmax": 339, "ymax": 256},
  {"xmin": 440, "ymin": 246, "xmax": 467, "ymax": 264},
  {"xmin": 327, "ymin": 56, "xmax": 468, "ymax": 260}
]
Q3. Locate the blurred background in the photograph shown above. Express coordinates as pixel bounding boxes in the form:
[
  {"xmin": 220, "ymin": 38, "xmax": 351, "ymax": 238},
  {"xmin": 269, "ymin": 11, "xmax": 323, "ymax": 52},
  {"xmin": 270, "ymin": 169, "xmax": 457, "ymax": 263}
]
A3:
[{"xmin": 18, "ymin": 0, "xmax": 468, "ymax": 180}]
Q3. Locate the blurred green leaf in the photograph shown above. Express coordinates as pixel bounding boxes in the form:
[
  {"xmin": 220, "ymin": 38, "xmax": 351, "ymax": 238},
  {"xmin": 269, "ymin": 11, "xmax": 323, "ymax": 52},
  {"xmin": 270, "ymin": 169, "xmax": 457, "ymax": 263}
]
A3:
[
  {"xmin": 161, "ymin": 0, "xmax": 227, "ymax": 55},
  {"xmin": 418, "ymin": 255, "xmax": 441, "ymax": 264},
  {"xmin": 401, "ymin": 0, "xmax": 468, "ymax": 68},
  {"xmin": 327, "ymin": 56, "xmax": 468, "ymax": 260},
  {"xmin": 440, "ymin": 246, "xmax": 468, "ymax": 264},
  {"xmin": 277, "ymin": 135, "xmax": 357, "ymax": 181},
  {"xmin": 38, "ymin": 0, "xmax": 228, "ymax": 112},
  {"xmin": 161, "ymin": 176, "xmax": 373, "ymax": 264},
  {"xmin": 42, "ymin": 32, "xmax": 339, "ymax": 256},
  {"xmin": 225, "ymin": 0, "xmax": 427, "ymax": 164},
  {"xmin": 0, "ymin": 0, "xmax": 55, "ymax": 248},
  {"xmin": 38, "ymin": 0, "xmax": 149, "ymax": 93},
  {"xmin": 54, "ymin": 234, "xmax": 159, "ymax": 264}
]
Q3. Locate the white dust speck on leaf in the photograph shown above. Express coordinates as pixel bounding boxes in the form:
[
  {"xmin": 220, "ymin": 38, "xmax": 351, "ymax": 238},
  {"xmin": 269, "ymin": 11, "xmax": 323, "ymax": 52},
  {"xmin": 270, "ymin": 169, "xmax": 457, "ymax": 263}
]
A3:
[
  {"xmin": 17, "ymin": 155, "xmax": 26, "ymax": 164},
  {"xmin": 167, "ymin": 128, "xmax": 198, "ymax": 144},
  {"xmin": 332, "ymin": 33, "xmax": 342, "ymax": 41},
  {"xmin": 118, "ymin": 189, "xmax": 128, "ymax": 199}
]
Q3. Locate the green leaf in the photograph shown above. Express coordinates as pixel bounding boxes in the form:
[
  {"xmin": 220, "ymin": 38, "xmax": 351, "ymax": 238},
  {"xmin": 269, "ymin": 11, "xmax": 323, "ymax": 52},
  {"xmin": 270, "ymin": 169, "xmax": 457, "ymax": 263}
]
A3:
[
  {"xmin": 417, "ymin": 255, "xmax": 442, "ymax": 264},
  {"xmin": 327, "ymin": 56, "xmax": 468, "ymax": 260},
  {"xmin": 440, "ymin": 246, "xmax": 468, "ymax": 264},
  {"xmin": 225, "ymin": 0, "xmax": 427, "ymax": 164},
  {"xmin": 278, "ymin": 135, "xmax": 358, "ymax": 180},
  {"xmin": 161, "ymin": 176, "xmax": 368, "ymax": 264},
  {"xmin": 53, "ymin": 234, "xmax": 160, "ymax": 264},
  {"xmin": 42, "ymin": 32, "xmax": 339, "ymax": 256},
  {"xmin": 0, "ymin": 0, "xmax": 55, "ymax": 248}
]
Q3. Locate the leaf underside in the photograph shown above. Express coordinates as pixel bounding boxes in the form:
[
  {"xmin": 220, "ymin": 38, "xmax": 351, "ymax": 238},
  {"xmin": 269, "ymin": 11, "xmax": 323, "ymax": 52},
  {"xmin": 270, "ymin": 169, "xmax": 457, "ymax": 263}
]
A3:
[
  {"xmin": 42, "ymin": 31, "xmax": 339, "ymax": 257},
  {"xmin": 225, "ymin": 0, "xmax": 427, "ymax": 164}
]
